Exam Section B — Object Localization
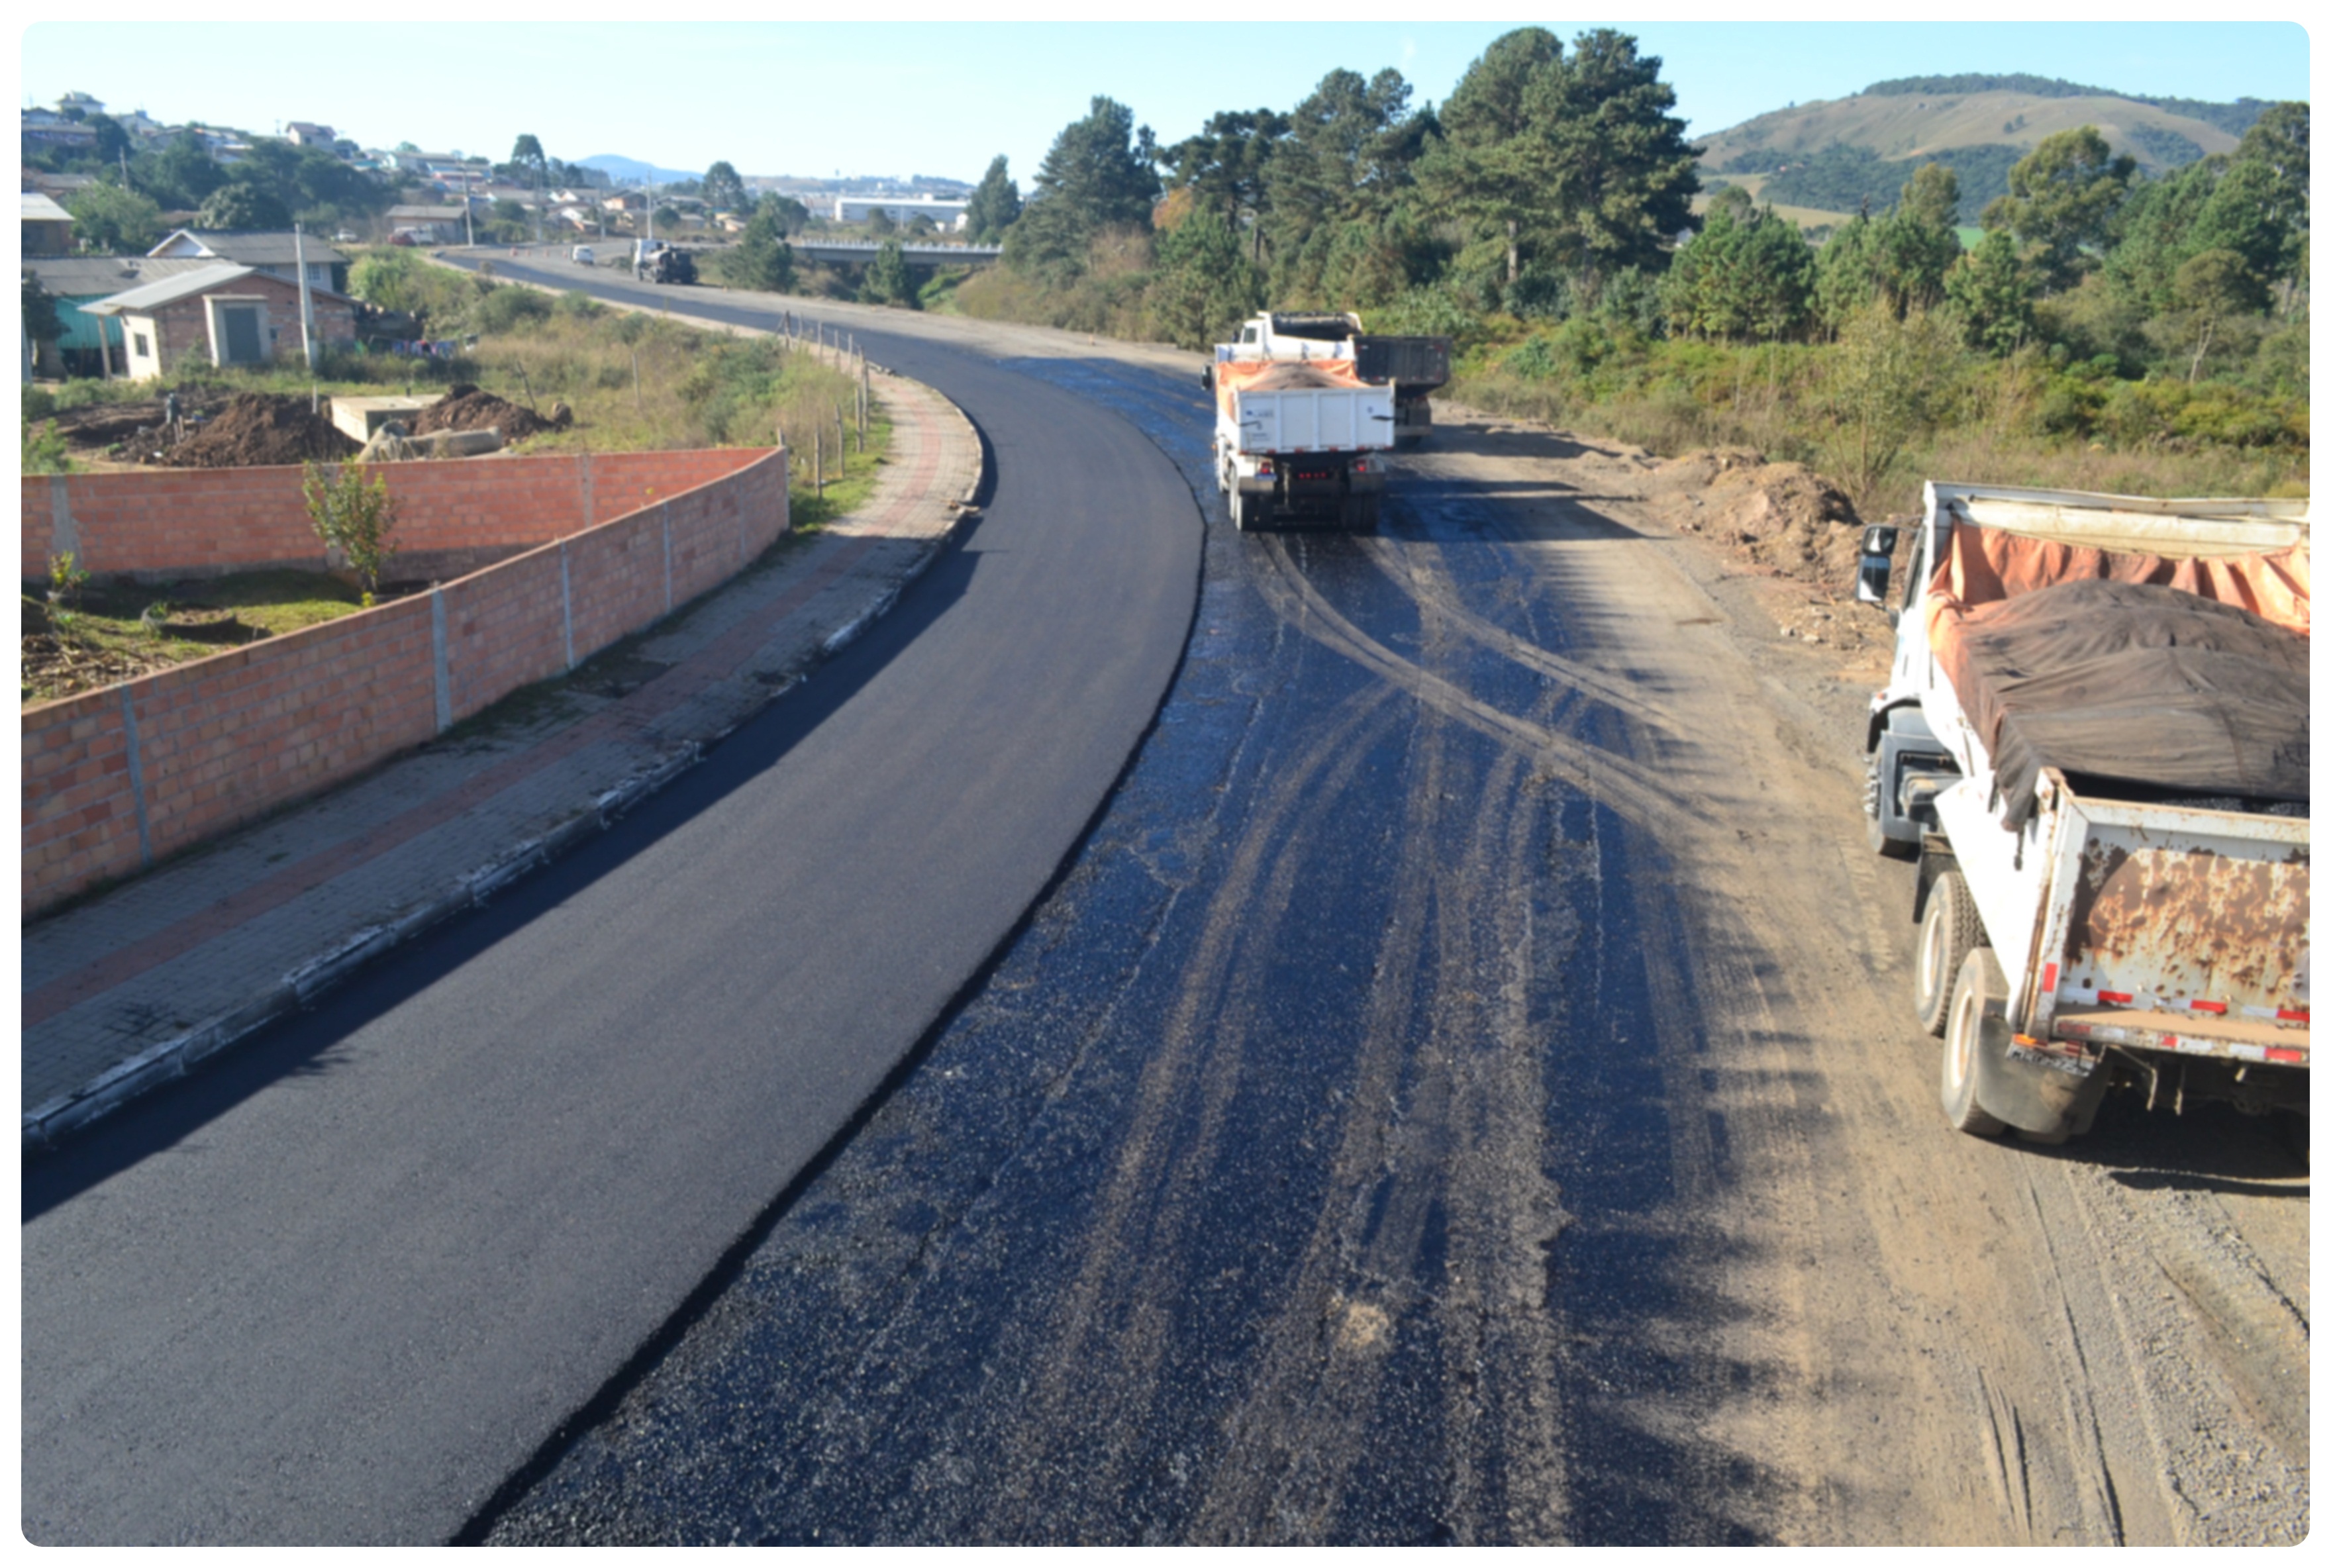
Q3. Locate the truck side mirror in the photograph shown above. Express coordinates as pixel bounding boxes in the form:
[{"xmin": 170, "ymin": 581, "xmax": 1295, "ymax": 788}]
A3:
[{"xmin": 1855, "ymin": 524, "xmax": 1898, "ymax": 609}]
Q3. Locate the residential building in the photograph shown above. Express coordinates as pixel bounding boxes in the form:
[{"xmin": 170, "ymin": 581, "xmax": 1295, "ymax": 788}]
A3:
[
  {"xmin": 387, "ymin": 205, "xmax": 470, "ymax": 244},
  {"xmin": 22, "ymin": 255, "xmax": 220, "ymax": 376},
  {"xmin": 21, "ymin": 110, "xmax": 96, "ymax": 152},
  {"xmin": 23, "ymin": 193, "xmax": 75, "ymax": 257},
  {"xmin": 148, "ymin": 229, "xmax": 346, "ymax": 292},
  {"xmin": 55, "ymin": 91, "xmax": 105, "ymax": 117},
  {"xmin": 285, "ymin": 121, "xmax": 336, "ymax": 148},
  {"xmin": 85, "ymin": 263, "xmax": 358, "ymax": 380}
]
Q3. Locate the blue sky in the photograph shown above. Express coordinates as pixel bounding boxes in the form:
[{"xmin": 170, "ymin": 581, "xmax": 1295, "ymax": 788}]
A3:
[{"xmin": 19, "ymin": 19, "xmax": 2312, "ymax": 187}]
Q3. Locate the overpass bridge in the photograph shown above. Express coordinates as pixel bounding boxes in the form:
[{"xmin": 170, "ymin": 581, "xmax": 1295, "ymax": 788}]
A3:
[{"xmin": 788, "ymin": 239, "xmax": 1003, "ymax": 268}]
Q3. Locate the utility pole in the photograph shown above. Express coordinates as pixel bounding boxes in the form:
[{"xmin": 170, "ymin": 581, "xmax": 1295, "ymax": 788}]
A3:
[{"xmin": 293, "ymin": 221, "xmax": 319, "ymax": 370}]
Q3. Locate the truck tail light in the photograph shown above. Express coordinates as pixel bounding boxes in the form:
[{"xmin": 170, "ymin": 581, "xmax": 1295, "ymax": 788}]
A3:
[{"xmin": 1258, "ymin": 458, "xmax": 1274, "ymax": 475}]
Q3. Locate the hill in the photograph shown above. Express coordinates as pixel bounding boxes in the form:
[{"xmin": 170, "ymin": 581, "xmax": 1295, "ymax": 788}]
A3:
[
  {"xmin": 577, "ymin": 154, "xmax": 703, "ymax": 186},
  {"xmin": 1695, "ymin": 76, "xmax": 2262, "ymax": 224}
]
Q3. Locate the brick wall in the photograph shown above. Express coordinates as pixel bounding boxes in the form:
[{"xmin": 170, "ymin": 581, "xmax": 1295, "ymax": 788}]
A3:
[
  {"xmin": 23, "ymin": 448, "xmax": 787, "ymax": 916},
  {"xmin": 22, "ymin": 448, "xmax": 769, "ymax": 584}
]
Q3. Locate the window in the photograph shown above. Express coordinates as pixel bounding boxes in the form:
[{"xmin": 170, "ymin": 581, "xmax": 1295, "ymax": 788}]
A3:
[{"xmin": 134, "ymin": 332, "xmax": 150, "ymax": 358}]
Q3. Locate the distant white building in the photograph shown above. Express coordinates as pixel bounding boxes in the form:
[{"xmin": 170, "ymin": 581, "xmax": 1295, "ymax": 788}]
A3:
[{"xmin": 831, "ymin": 195, "xmax": 969, "ymax": 229}]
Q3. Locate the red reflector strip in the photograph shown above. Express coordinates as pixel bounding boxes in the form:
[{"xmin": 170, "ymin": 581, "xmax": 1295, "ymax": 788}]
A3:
[
  {"xmin": 2188, "ymin": 999, "xmax": 2228, "ymax": 1014},
  {"xmin": 2267, "ymin": 1046, "xmax": 2306, "ymax": 1064},
  {"xmin": 2099, "ymin": 991, "xmax": 2134, "ymax": 1005},
  {"xmin": 2042, "ymin": 962, "xmax": 2058, "ymax": 993},
  {"xmin": 2279, "ymin": 1008, "xmax": 2310, "ymax": 1023}
]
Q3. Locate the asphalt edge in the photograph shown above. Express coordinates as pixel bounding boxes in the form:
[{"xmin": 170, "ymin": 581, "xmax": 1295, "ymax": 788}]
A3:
[{"xmin": 22, "ymin": 371, "xmax": 987, "ymax": 1154}]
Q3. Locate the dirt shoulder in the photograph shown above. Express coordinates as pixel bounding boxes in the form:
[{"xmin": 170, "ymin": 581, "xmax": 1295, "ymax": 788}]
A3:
[{"xmin": 1399, "ymin": 401, "xmax": 2307, "ymax": 1545}]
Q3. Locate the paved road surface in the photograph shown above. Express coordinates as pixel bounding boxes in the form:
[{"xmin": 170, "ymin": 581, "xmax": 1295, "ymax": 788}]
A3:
[{"xmin": 21, "ymin": 297, "xmax": 1201, "ymax": 1544}]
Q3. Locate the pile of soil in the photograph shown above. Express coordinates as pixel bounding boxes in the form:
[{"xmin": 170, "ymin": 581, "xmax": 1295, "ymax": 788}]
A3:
[
  {"xmin": 1645, "ymin": 448, "xmax": 1867, "ymax": 587},
  {"xmin": 406, "ymin": 384, "xmax": 571, "ymax": 442},
  {"xmin": 153, "ymin": 393, "xmax": 360, "ymax": 469}
]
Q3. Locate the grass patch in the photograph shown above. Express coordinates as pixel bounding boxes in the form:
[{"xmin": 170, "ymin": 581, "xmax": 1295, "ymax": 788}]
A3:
[{"xmin": 23, "ymin": 568, "xmax": 369, "ymax": 707}]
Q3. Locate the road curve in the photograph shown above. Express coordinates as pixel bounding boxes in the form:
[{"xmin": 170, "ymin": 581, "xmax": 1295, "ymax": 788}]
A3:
[{"xmin": 21, "ymin": 293, "xmax": 1203, "ymax": 1543}]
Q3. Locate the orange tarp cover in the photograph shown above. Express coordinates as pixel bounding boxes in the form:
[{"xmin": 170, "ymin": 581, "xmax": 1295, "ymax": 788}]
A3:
[
  {"xmin": 1215, "ymin": 357, "xmax": 1364, "ymax": 423},
  {"xmin": 1927, "ymin": 523, "xmax": 2311, "ymax": 640}
]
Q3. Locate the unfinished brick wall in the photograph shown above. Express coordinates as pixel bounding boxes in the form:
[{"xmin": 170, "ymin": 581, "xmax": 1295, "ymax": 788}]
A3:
[
  {"xmin": 23, "ymin": 449, "xmax": 787, "ymax": 916},
  {"xmin": 21, "ymin": 448, "xmax": 769, "ymax": 585}
]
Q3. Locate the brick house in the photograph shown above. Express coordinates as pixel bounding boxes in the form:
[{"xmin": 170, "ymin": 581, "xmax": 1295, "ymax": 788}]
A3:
[{"xmin": 85, "ymin": 263, "xmax": 358, "ymax": 380}]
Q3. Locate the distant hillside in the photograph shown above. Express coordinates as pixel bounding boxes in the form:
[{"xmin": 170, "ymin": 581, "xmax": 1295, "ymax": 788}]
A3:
[
  {"xmin": 1695, "ymin": 77, "xmax": 2261, "ymax": 222},
  {"xmin": 577, "ymin": 154, "xmax": 702, "ymax": 186}
]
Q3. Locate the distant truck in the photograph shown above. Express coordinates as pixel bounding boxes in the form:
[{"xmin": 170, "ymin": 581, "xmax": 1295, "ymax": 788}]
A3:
[
  {"xmin": 1858, "ymin": 482, "xmax": 2309, "ymax": 1146},
  {"xmin": 1222, "ymin": 312, "xmax": 1451, "ymax": 445},
  {"xmin": 633, "ymin": 242, "xmax": 697, "ymax": 285}
]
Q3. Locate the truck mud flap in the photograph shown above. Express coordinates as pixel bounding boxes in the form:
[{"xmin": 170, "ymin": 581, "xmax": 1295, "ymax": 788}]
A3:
[{"xmin": 1975, "ymin": 1022, "xmax": 2110, "ymax": 1138}]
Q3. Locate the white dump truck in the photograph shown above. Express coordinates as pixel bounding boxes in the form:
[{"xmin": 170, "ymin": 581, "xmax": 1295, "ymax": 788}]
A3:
[
  {"xmin": 1217, "ymin": 312, "xmax": 1453, "ymax": 444},
  {"xmin": 1205, "ymin": 354, "xmax": 1397, "ymax": 532},
  {"xmin": 1858, "ymin": 483, "xmax": 2310, "ymax": 1144}
]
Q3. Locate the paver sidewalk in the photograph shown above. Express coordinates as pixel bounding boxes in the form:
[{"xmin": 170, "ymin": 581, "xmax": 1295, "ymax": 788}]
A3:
[{"xmin": 21, "ymin": 372, "xmax": 982, "ymax": 1148}]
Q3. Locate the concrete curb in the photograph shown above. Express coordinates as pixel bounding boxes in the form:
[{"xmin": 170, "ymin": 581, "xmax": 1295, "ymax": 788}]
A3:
[{"xmin": 23, "ymin": 373, "xmax": 985, "ymax": 1153}]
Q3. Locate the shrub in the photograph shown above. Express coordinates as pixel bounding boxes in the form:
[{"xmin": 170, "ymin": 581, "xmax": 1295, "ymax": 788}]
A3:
[
  {"xmin": 303, "ymin": 459, "xmax": 400, "ymax": 601},
  {"xmin": 475, "ymin": 286, "xmax": 554, "ymax": 334}
]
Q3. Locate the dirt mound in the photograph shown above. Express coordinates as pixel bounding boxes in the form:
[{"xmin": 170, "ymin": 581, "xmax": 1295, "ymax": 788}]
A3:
[
  {"xmin": 1650, "ymin": 450, "xmax": 1866, "ymax": 587},
  {"xmin": 154, "ymin": 393, "xmax": 360, "ymax": 469},
  {"xmin": 405, "ymin": 384, "xmax": 570, "ymax": 443}
]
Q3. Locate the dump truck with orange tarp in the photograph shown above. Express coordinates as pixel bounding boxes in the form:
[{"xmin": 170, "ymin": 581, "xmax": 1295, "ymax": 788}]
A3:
[
  {"xmin": 1204, "ymin": 352, "xmax": 1396, "ymax": 532},
  {"xmin": 1856, "ymin": 483, "xmax": 2310, "ymax": 1146}
]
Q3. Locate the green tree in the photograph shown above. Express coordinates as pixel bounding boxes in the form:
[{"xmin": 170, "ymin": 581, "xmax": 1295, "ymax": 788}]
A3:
[
  {"xmin": 701, "ymin": 160, "xmax": 749, "ymax": 215},
  {"xmin": 1418, "ymin": 27, "xmax": 1695, "ymax": 296},
  {"xmin": 964, "ymin": 155, "xmax": 1022, "ymax": 242},
  {"xmin": 23, "ymin": 274, "xmax": 65, "ymax": 344},
  {"xmin": 1823, "ymin": 302, "xmax": 1963, "ymax": 506},
  {"xmin": 2170, "ymin": 247, "xmax": 2266, "ymax": 381},
  {"xmin": 1005, "ymin": 96, "xmax": 1162, "ymax": 281},
  {"xmin": 1146, "ymin": 208, "xmax": 1260, "ymax": 348},
  {"xmin": 509, "ymin": 134, "xmax": 547, "ymax": 184},
  {"xmin": 303, "ymin": 459, "xmax": 399, "ymax": 603},
  {"xmin": 1980, "ymin": 126, "xmax": 2136, "ymax": 289},
  {"xmin": 861, "ymin": 238, "xmax": 918, "ymax": 307},
  {"xmin": 865, "ymin": 207, "xmax": 897, "ymax": 237},
  {"xmin": 86, "ymin": 113, "xmax": 131, "ymax": 166},
  {"xmin": 1944, "ymin": 229, "xmax": 2034, "ymax": 354},
  {"xmin": 1815, "ymin": 173, "xmax": 1959, "ymax": 332},
  {"xmin": 134, "ymin": 130, "xmax": 228, "ymax": 210},
  {"xmin": 1899, "ymin": 162, "xmax": 1961, "ymax": 230},
  {"xmin": 2232, "ymin": 99, "xmax": 2308, "ymax": 285},
  {"xmin": 64, "ymin": 181, "xmax": 164, "ymax": 252},
  {"xmin": 1530, "ymin": 28, "xmax": 1700, "ymax": 288},
  {"xmin": 1662, "ymin": 203, "xmax": 1813, "ymax": 340},
  {"xmin": 1164, "ymin": 109, "xmax": 1288, "ymax": 266},
  {"xmin": 1262, "ymin": 68, "xmax": 1430, "ymax": 305},
  {"xmin": 1416, "ymin": 29, "xmax": 1565, "ymax": 286},
  {"xmin": 197, "ymin": 179, "xmax": 290, "ymax": 231},
  {"xmin": 722, "ymin": 203, "xmax": 797, "ymax": 293}
]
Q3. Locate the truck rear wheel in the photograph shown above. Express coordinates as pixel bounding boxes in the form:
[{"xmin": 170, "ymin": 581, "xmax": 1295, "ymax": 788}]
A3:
[
  {"xmin": 1232, "ymin": 491, "xmax": 1263, "ymax": 532},
  {"xmin": 1344, "ymin": 493, "xmax": 1381, "ymax": 533},
  {"xmin": 1915, "ymin": 870, "xmax": 1980, "ymax": 1037},
  {"xmin": 1942, "ymin": 948, "xmax": 2009, "ymax": 1137}
]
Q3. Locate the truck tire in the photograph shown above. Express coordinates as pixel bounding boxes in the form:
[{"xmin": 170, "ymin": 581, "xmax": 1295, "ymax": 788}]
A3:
[
  {"xmin": 1941, "ymin": 948, "xmax": 2009, "ymax": 1137},
  {"xmin": 1232, "ymin": 491, "xmax": 1262, "ymax": 532},
  {"xmin": 1864, "ymin": 743, "xmax": 1916, "ymax": 860},
  {"xmin": 1915, "ymin": 869, "xmax": 1980, "ymax": 1037},
  {"xmin": 1346, "ymin": 493, "xmax": 1381, "ymax": 534}
]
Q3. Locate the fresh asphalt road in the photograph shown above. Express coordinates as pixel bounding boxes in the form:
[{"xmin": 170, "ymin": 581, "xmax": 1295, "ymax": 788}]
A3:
[{"xmin": 21, "ymin": 283, "xmax": 1202, "ymax": 1544}]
